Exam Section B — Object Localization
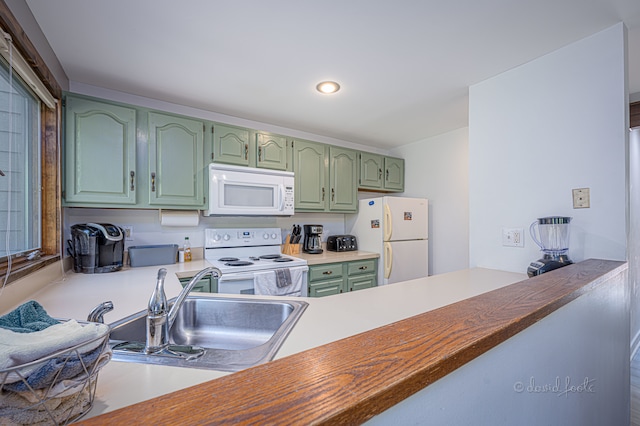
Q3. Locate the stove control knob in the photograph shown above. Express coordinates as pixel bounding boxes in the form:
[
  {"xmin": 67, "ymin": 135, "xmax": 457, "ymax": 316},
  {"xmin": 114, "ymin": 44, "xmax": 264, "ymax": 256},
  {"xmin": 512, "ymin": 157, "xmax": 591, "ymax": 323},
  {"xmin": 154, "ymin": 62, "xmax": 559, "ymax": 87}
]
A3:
[
  {"xmin": 271, "ymin": 233, "xmax": 278, "ymax": 240},
  {"xmin": 223, "ymin": 233, "xmax": 231, "ymax": 241},
  {"xmin": 262, "ymin": 232, "xmax": 270, "ymax": 240},
  {"xmin": 213, "ymin": 233, "xmax": 221, "ymax": 242}
]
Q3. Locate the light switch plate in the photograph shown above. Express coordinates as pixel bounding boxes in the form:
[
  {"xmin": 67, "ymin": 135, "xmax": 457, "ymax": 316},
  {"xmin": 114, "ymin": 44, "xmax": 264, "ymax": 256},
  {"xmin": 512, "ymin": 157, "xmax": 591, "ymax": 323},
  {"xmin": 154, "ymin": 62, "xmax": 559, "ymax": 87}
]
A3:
[{"xmin": 572, "ymin": 188, "xmax": 590, "ymax": 209}]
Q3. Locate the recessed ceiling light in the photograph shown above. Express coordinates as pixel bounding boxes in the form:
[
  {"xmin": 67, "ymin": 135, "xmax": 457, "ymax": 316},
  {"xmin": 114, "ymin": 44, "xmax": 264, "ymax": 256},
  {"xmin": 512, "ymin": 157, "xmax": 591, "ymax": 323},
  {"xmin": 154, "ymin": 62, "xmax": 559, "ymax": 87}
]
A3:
[{"xmin": 316, "ymin": 81, "xmax": 340, "ymax": 94}]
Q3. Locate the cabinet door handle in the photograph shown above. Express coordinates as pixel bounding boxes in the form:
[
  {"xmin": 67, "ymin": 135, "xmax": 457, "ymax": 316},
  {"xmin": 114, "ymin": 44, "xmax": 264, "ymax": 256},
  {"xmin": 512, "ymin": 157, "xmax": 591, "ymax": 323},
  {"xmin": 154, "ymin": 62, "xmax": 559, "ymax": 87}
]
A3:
[
  {"xmin": 323, "ymin": 270, "xmax": 333, "ymax": 275},
  {"xmin": 258, "ymin": 146, "xmax": 262, "ymax": 161},
  {"xmin": 378, "ymin": 168, "xmax": 382, "ymax": 179},
  {"xmin": 322, "ymin": 187, "xmax": 325, "ymax": 201},
  {"xmin": 386, "ymin": 169, "xmax": 389, "ymax": 180},
  {"xmin": 359, "ymin": 266, "xmax": 368, "ymax": 270},
  {"xmin": 331, "ymin": 188, "xmax": 335, "ymax": 201},
  {"xmin": 0, "ymin": 169, "xmax": 5, "ymax": 176},
  {"xmin": 151, "ymin": 172, "xmax": 156, "ymax": 192},
  {"xmin": 245, "ymin": 144, "xmax": 248, "ymax": 160},
  {"xmin": 130, "ymin": 171, "xmax": 135, "ymax": 191}
]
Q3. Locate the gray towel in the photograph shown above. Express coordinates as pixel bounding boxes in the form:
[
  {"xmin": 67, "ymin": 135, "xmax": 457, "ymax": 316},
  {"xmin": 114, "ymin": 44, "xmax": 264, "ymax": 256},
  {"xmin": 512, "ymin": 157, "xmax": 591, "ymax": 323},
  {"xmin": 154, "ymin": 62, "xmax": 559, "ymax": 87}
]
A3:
[
  {"xmin": 0, "ymin": 301, "xmax": 60, "ymax": 333},
  {"xmin": 275, "ymin": 269, "xmax": 292, "ymax": 288},
  {"xmin": 3, "ymin": 344, "xmax": 104, "ymax": 392}
]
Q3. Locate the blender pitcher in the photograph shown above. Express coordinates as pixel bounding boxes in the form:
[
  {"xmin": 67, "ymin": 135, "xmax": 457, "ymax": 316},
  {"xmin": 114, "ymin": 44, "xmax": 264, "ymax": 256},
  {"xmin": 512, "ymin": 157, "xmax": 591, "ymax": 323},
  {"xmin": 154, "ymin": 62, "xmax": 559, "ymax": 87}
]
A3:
[
  {"xmin": 527, "ymin": 216, "xmax": 573, "ymax": 277},
  {"xmin": 529, "ymin": 216, "xmax": 571, "ymax": 257}
]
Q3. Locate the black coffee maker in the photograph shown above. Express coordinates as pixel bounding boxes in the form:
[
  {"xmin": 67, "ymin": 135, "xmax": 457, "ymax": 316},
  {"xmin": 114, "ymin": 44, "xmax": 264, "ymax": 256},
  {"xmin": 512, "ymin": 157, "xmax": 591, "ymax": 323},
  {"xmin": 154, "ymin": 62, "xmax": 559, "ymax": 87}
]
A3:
[
  {"xmin": 68, "ymin": 223, "xmax": 124, "ymax": 273},
  {"xmin": 303, "ymin": 224, "xmax": 323, "ymax": 254}
]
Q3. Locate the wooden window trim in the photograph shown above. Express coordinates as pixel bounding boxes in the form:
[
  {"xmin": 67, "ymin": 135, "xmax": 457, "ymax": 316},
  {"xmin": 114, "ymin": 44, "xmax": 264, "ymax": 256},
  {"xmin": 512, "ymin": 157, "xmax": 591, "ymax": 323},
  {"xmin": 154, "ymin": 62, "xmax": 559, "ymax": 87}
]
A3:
[
  {"xmin": 0, "ymin": 0, "xmax": 62, "ymax": 285},
  {"xmin": 631, "ymin": 101, "xmax": 640, "ymax": 129}
]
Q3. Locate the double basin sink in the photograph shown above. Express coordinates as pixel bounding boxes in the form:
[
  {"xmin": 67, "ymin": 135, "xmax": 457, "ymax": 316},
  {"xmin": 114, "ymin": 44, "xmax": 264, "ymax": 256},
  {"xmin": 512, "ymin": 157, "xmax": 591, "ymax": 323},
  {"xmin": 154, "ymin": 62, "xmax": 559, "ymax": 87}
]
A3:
[{"xmin": 108, "ymin": 296, "xmax": 308, "ymax": 372}]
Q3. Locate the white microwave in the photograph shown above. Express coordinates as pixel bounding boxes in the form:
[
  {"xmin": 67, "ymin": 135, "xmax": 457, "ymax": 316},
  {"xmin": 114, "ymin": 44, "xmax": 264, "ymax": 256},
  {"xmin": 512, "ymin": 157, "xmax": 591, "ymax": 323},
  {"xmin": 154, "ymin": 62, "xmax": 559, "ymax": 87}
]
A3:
[{"xmin": 206, "ymin": 163, "xmax": 295, "ymax": 216}]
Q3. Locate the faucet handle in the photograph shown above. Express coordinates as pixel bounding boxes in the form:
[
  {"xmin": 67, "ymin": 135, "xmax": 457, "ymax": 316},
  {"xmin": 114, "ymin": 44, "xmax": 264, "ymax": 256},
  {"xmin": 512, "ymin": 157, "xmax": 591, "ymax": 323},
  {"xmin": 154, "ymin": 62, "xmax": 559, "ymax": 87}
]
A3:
[
  {"xmin": 148, "ymin": 268, "xmax": 168, "ymax": 315},
  {"xmin": 87, "ymin": 300, "xmax": 114, "ymax": 323}
]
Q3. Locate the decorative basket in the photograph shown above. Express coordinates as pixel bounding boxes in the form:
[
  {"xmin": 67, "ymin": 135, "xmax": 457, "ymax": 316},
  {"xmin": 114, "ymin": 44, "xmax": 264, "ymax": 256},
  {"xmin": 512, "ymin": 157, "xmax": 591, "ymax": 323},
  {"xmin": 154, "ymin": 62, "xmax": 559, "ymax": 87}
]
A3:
[{"xmin": 0, "ymin": 321, "xmax": 111, "ymax": 425}]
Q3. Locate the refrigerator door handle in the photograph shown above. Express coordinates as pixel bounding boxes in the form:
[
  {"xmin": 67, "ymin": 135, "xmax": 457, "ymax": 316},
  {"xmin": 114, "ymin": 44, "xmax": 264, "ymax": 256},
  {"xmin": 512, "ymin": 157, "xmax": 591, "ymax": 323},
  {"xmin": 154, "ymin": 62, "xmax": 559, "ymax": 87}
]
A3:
[
  {"xmin": 384, "ymin": 242, "xmax": 392, "ymax": 279},
  {"xmin": 383, "ymin": 204, "xmax": 393, "ymax": 241}
]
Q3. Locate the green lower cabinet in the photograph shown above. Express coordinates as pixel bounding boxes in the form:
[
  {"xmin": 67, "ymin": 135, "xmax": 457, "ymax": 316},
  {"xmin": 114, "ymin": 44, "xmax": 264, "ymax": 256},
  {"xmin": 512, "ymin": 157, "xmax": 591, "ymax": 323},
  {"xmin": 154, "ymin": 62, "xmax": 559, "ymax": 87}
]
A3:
[
  {"xmin": 308, "ymin": 277, "xmax": 344, "ymax": 297},
  {"xmin": 347, "ymin": 275, "xmax": 376, "ymax": 292},
  {"xmin": 307, "ymin": 258, "xmax": 378, "ymax": 297},
  {"xmin": 179, "ymin": 276, "xmax": 212, "ymax": 293},
  {"xmin": 346, "ymin": 259, "xmax": 377, "ymax": 292}
]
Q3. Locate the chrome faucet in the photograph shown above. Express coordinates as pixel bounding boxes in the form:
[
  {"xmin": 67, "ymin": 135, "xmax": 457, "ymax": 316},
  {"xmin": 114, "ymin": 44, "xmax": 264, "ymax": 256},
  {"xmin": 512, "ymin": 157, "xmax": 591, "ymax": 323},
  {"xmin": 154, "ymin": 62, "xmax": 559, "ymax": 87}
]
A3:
[{"xmin": 145, "ymin": 266, "xmax": 221, "ymax": 356}]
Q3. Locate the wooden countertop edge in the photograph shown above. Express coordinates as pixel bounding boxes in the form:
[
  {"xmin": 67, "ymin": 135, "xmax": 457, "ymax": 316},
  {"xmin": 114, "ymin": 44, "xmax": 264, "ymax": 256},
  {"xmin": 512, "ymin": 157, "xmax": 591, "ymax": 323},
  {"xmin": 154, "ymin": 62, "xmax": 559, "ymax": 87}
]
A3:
[{"xmin": 79, "ymin": 259, "xmax": 626, "ymax": 425}]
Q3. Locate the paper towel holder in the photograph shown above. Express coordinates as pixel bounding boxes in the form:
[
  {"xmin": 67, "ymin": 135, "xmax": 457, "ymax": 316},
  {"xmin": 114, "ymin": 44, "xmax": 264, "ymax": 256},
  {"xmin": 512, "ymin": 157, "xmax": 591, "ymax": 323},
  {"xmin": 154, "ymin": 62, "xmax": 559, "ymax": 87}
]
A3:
[{"xmin": 158, "ymin": 209, "xmax": 200, "ymax": 227}]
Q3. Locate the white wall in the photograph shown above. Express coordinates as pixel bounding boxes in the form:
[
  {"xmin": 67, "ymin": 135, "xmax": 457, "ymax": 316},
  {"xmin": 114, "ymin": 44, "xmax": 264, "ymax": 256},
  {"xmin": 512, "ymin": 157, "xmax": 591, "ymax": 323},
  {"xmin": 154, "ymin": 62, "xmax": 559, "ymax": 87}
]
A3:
[
  {"xmin": 5, "ymin": 0, "xmax": 69, "ymax": 90},
  {"xmin": 469, "ymin": 23, "xmax": 628, "ymax": 273},
  {"xmin": 390, "ymin": 127, "xmax": 469, "ymax": 275},
  {"xmin": 64, "ymin": 209, "xmax": 348, "ymax": 252},
  {"xmin": 630, "ymin": 127, "xmax": 640, "ymax": 353},
  {"xmin": 368, "ymin": 268, "xmax": 629, "ymax": 425}
]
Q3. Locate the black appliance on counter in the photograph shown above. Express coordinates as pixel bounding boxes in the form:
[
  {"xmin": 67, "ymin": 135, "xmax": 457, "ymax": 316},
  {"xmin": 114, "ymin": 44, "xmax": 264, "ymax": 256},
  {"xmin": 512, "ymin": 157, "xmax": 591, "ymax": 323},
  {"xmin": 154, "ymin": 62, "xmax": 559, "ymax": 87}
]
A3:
[
  {"xmin": 303, "ymin": 224, "xmax": 323, "ymax": 254},
  {"xmin": 327, "ymin": 235, "xmax": 358, "ymax": 252},
  {"xmin": 68, "ymin": 223, "xmax": 124, "ymax": 273}
]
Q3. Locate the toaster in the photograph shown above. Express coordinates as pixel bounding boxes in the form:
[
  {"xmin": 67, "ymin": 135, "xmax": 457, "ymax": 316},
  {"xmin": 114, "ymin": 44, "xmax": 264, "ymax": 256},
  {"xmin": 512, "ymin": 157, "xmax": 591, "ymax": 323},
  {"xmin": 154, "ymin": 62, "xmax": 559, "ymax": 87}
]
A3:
[{"xmin": 326, "ymin": 235, "xmax": 358, "ymax": 252}]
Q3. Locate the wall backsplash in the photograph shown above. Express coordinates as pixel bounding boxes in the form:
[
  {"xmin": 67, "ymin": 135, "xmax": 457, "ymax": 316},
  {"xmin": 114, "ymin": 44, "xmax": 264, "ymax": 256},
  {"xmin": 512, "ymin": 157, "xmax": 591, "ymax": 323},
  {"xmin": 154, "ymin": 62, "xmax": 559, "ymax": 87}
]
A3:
[{"xmin": 63, "ymin": 208, "xmax": 347, "ymax": 253}]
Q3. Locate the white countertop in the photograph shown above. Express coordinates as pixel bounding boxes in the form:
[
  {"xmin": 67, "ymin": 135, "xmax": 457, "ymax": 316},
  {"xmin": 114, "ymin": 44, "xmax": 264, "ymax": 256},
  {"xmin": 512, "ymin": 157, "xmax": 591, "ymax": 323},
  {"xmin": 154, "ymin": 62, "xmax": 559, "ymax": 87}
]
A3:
[
  {"xmin": 3, "ymin": 261, "xmax": 526, "ymax": 419},
  {"xmin": 295, "ymin": 249, "xmax": 379, "ymax": 265}
]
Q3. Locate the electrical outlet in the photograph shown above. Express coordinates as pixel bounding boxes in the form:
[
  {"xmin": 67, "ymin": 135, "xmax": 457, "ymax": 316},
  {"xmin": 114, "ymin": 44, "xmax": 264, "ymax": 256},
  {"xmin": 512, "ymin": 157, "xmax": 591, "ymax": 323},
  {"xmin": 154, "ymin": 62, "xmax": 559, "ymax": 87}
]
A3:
[
  {"xmin": 573, "ymin": 188, "xmax": 590, "ymax": 209},
  {"xmin": 122, "ymin": 225, "xmax": 133, "ymax": 241},
  {"xmin": 502, "ymin": 228, "xmax": 524, "ymax": 247}
]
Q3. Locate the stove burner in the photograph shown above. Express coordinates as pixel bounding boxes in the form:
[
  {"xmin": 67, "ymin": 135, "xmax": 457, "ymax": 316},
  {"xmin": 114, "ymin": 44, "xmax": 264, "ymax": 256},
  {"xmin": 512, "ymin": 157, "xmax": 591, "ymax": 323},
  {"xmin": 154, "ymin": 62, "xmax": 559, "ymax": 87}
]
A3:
[
  {"xmin": 273, "ymin": 257, "xmax": 294, "ymax": 262},
  {"xmin": 259, "ymin": 254, "xmax": 282, "ymax": 260},
  {"xmin": 219, "ymin": 257, "xmax": 239, "ymax": 262},
  {"xmin": 224, "ymin": 260, "xmax": 254, "ymax": 267}
]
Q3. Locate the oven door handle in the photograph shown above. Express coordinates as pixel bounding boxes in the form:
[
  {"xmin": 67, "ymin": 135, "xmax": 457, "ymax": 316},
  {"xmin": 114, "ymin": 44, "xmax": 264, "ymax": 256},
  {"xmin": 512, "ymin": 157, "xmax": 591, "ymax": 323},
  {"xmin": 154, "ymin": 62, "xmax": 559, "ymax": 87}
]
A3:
[{"xmin": 217, "ymin": 271, "xmax": 260, "ymax": 283}]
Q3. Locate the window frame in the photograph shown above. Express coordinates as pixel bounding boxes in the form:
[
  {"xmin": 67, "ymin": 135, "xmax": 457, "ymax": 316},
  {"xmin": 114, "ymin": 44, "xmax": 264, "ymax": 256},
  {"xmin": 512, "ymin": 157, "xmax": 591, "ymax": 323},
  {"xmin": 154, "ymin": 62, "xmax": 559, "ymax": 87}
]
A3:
[
  {"xmin": 632, "ymin": 101, "xmax": 640, "ymax": 129},
  {"xmin": 0, "ymin": 1, "xmax": 62, "ymax": 285}
]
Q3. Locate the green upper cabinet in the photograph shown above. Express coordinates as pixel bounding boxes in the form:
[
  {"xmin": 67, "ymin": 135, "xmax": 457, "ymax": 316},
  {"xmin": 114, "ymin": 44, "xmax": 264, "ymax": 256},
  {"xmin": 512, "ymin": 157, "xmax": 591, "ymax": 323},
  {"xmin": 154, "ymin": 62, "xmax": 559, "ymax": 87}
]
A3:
[
  {"xmin": 148, "ymin": 112, "xmax": 205, "ymax": 207},
  {"xmin": 358, "ymin": 152, "xmax": 404, "ymax": 192},
  {"xmin": 256, "ymin": 132, "xmax": 288, "ymax": 170},
  {"xmin": 358, "ymin": 152, "xmax": 383, "ymax": 190},
  {"xmin": 293, "ymin": 139, "xmax": 327, "ymax": 211},
  {"xmin": 328, "ymin": 147, "xmax": 357, "ymax": 211},
  {"xmin": 383, "ymin": 156, "xmax": 404, "ymax": 191},
  {"xmin": 212, "ymin": 123, "xmax": 250, "ymax": 166},
  {"xmin": 64, "ymin": 94, "xmax": 206, "ymax": 209},
  {"xmin": 64, "ymin": 96, "xmax": 137, "ymax": 205},
  {"xmin": 292, "ymin": 139, "xmax": 357, "ymax": 212}
]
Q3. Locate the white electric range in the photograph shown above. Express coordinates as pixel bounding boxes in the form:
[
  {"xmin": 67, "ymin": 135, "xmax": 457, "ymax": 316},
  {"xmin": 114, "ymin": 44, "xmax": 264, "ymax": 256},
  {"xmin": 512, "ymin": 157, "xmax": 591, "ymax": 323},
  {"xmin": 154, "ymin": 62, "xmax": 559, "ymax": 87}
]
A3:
[{"xmin": 204, "ymin": 228, "xmax": 308, "ymax": 296}]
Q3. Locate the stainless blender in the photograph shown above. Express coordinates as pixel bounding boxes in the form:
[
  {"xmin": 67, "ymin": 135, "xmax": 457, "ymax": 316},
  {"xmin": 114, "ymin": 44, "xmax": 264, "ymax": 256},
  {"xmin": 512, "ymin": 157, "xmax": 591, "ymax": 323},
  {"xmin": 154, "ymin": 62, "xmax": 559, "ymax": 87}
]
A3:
[{"xmin": 527, "ymin": 216, "xmax": 573, "ymax": 277}]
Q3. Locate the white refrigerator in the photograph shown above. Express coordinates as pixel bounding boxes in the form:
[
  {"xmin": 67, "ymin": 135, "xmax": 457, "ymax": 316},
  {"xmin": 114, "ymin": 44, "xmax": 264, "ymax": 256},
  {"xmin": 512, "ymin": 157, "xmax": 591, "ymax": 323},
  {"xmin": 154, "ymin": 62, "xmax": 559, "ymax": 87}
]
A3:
[{"xmin": 347, "ymin": 196, "xmax": 429, "ymax": 285}]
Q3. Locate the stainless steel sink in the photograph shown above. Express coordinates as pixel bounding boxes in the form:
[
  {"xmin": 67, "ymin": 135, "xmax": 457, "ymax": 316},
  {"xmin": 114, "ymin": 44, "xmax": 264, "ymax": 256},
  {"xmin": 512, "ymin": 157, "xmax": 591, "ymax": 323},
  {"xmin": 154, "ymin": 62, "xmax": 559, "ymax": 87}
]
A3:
[{"xmin": 108, "ymin": 296, "xmax": 308, "ymax": 372}]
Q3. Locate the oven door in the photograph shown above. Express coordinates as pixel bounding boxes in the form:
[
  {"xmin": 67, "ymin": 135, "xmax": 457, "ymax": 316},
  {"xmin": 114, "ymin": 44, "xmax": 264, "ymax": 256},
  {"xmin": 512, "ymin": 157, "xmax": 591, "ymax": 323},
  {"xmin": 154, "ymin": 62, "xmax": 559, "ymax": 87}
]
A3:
[
  {"xmin": 217, "ymin": 271, "xmax": 257, "ymax": 295},
  {"xmin": 217, "ymin": 268, "xmax": 309, "ymax": 296}
]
